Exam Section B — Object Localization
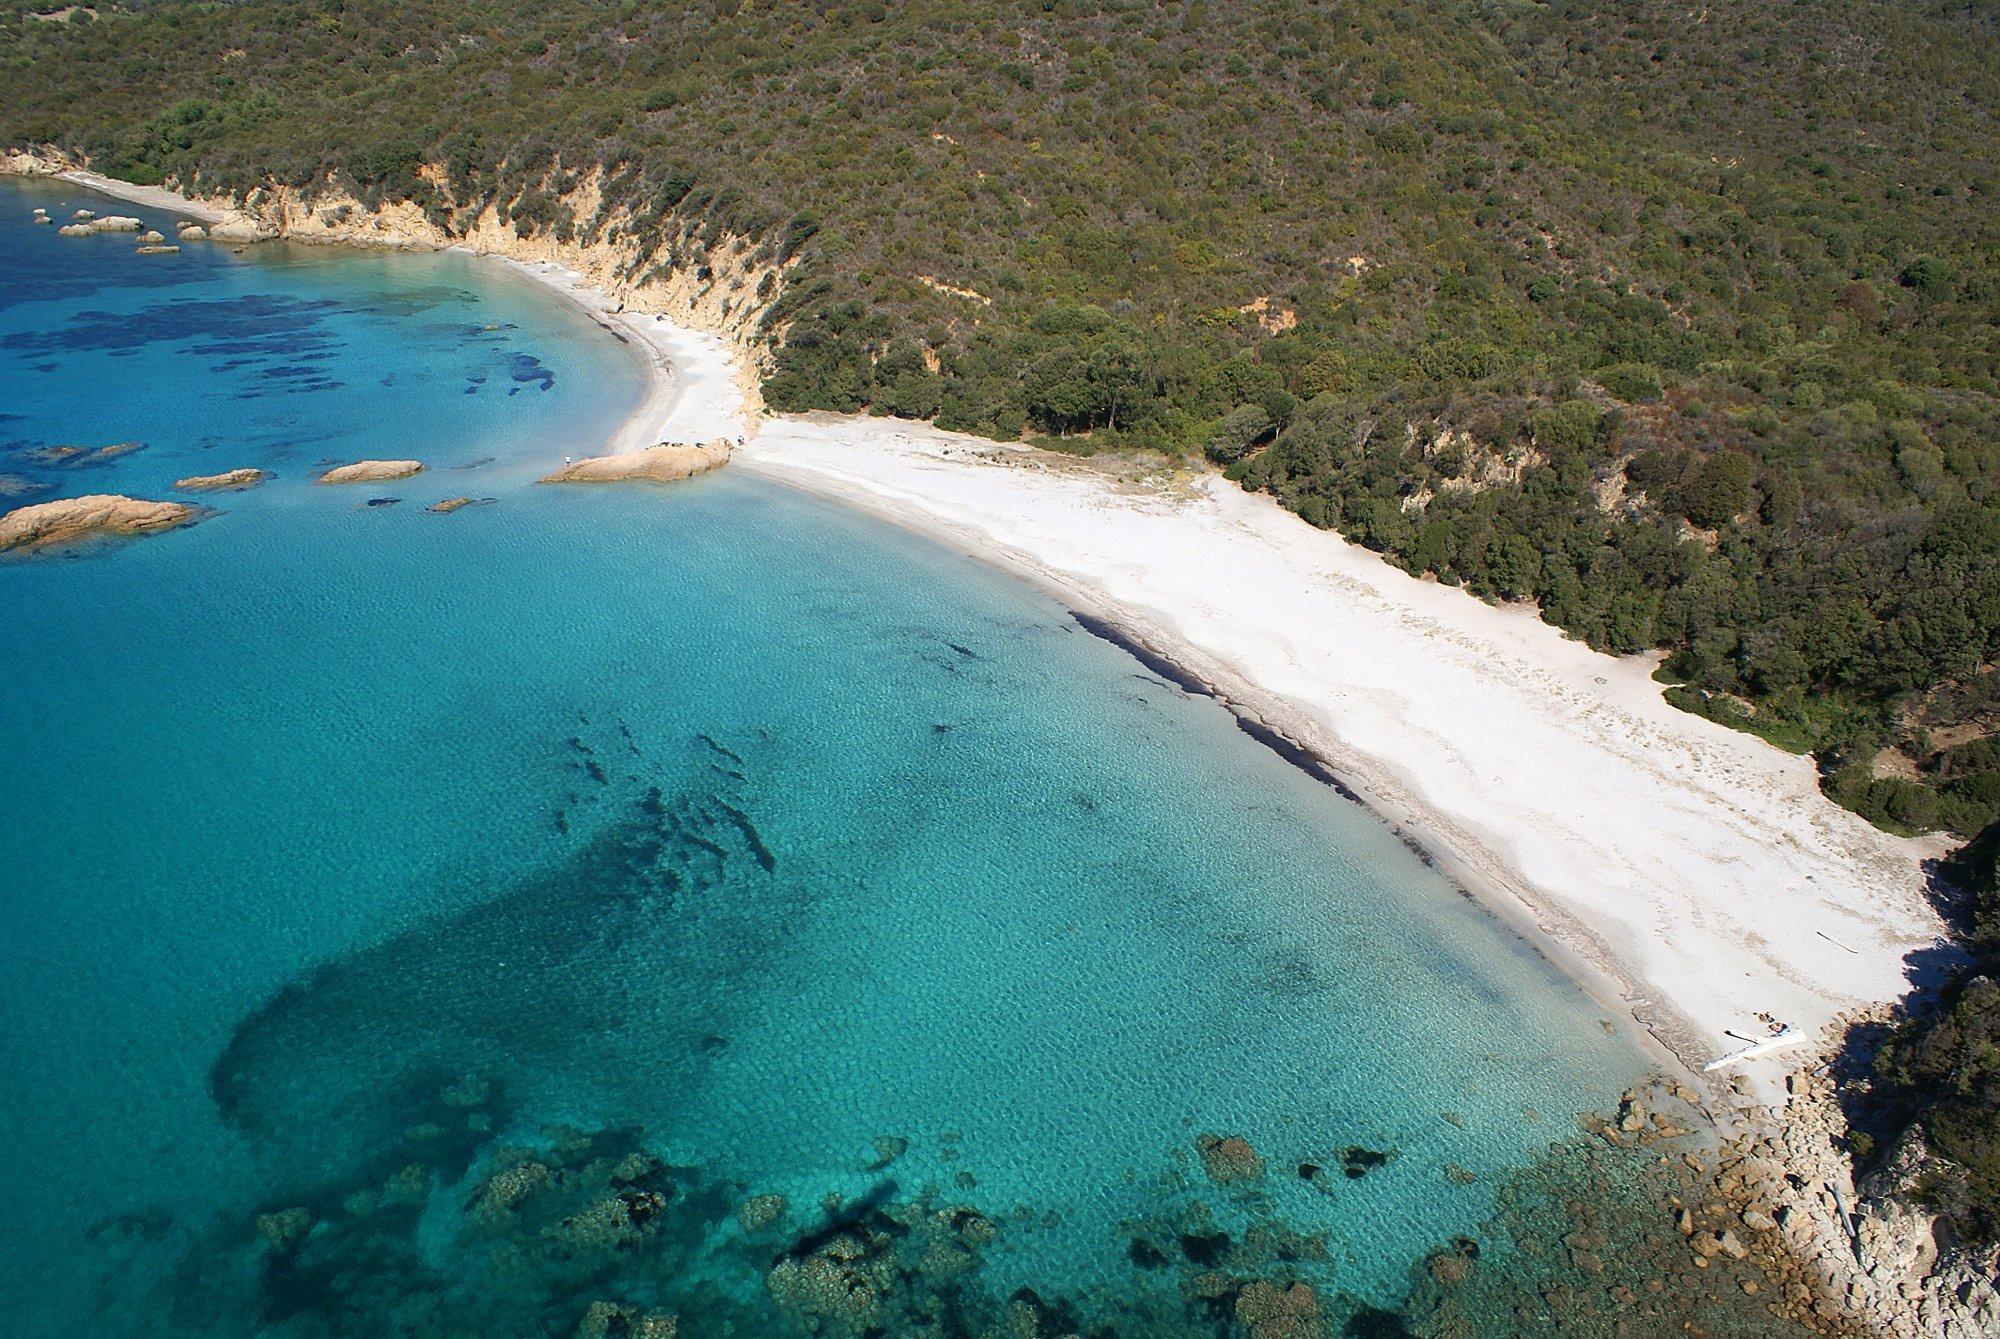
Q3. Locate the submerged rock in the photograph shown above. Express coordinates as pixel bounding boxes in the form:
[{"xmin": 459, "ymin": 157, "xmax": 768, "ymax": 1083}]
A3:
[
  {"xmin": 1234, "ymin": 1279, "xmax": 1321, "ymax": 1339},
  {"xmin": 21, "ymin": 440, "xmax": 144, "ymax": 468},
  {"xmin": 1197, "ymin": 1133, "xmax": 1265, "ymax": 1185},
  {"xmin": 1339, "ymin": 1145, "xmax": 1393, "ymax": 1178},
  {"xmin": 173, "ymin": 468, "xmax": 269, "ymax": 492},
  {"xmin": 737, "ymin": 1194, "xmax": 787, "ymax": 1234},
  {"xmin": 319, "ymin": 459, "xmax": 424, "ymax": 485},
  {"xmin": 470, "ymin": 1156, "xmax": 553, "ymax": 1220},
  {"xmin": 577, "ymin": 1300, "xmax": 678, "ymax": 1339},
  {"xmin": 0, "ymin": 494, "xmax": 196, "ymax": 553},
  {"xmin": 135, "ymin": 244, "xmax": 180, "ymax": 255},
  {"xmin": 767, "ymin": 1234, "xmax": 889, "ymax": 1337},
  {"xmin": 254, "ymin": 1206, "xmax": 313, "ymax": 1251},
  {"xmin": 867, "ymin": 1135, "xmax": 909, "ymax": 1171},
  {"xmin": 538, "ymin": 441, "xmax": 730, "ymax": 486}
]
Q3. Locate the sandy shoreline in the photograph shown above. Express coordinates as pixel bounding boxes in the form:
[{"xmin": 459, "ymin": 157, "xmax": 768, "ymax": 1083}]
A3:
[{"xmin": 24, "ymin": 164, "xmax": 1950, "ymax": 1101}]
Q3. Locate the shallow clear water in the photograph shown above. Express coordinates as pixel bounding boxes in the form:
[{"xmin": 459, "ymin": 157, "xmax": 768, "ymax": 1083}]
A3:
[{"xmin": 0, "ymin": 181, "xmax": 1790, "ymax": 1336}]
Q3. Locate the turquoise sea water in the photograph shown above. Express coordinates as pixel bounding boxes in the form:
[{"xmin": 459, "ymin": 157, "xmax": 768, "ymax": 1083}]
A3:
[{"xmin": 0, "ymin": 181, "xmax": 1794, "ymax": 1337}]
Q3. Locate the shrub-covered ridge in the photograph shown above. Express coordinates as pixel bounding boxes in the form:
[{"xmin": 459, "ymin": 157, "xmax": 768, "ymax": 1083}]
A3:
[{"xmin": 2, "ymin": 0, "xmax": 1996, "ymax": 830}]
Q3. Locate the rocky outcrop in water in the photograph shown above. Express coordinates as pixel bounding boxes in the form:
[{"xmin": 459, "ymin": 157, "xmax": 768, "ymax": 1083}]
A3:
[
  {"xmin": 319, "ymin": 459, "xmax": 424, "ymax": 484},
  {"xmin": 426, "ymin": 496, "xmax": 495, "ymax": 513},
  {"xmin": 174, "ymin": 468, "xmax": 269, "ymax": 492},
  {"xmin": 538, "ymin": 442, "xmax": 730, "ymax": 485},
  {"xmin": 58, "ymin": 214, "xmax": 144, "ymax": 236},
  {"xmin": 0, "ymin": 494, "xmax": 195, "ymax": 553}
]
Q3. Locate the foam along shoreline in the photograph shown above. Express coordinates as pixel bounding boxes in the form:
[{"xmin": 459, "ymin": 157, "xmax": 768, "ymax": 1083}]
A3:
[{"xmin": 27, "ymin": 164, "xmax": 1946, "ymax": 1099}]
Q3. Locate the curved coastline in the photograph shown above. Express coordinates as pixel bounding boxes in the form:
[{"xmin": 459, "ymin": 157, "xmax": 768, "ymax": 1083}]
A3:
[
  {"xmin": 9, "ymin": 160, "xmax": 1958, "ymax": 1333},
  {"xmin": 16, "ymin": 164, "xmax": 1695, "ymax": 1069},
  {"xmin": 25, "ymin": 163, "xmax": 1936, "ymax": 1087}
]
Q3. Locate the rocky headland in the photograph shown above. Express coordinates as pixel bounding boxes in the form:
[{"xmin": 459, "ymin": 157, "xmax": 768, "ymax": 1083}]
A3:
[
  {"xmin": 0, "ymin": 493, "xmax": 195, "ymax": 553},
  {"xmin": 537, "ymin": 441, "xmax": 730, "ymax": 486},
  {"xmin": 173, "ymin": 468, "xmax": 269, "ymax": 492},
  {"xmin": 319, "ymin": 459, "xmax": 424, "ymax": 485}
]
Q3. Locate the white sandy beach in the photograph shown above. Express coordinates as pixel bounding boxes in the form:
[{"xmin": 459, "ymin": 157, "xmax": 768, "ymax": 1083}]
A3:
[
  {"xmin": 31, "ymin": 166, "xmax": 1952, "ymax": 1097},
  {"xmin": 753, "ymin": 419, "xmax": 1950, "ymax": 1082},
  {"xmin": 591, "ymin": 294, "xmax": 1948, "ymax": 1096}
]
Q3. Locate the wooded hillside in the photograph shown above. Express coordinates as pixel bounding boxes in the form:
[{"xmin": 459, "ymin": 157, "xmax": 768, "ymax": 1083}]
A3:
[{"xmin": 4, "ymin": 0, "xmax": 1997, "ymax": 833}]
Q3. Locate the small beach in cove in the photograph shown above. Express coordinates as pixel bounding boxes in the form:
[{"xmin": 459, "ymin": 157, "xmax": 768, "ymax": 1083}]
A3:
[
  {"xmin": 0, "ymin": 168, "xmax": 1940, "ymax": 1335},
  {"xmin": 460, "ymin": 203, "xmax": 1948, "ymax": 1103}
]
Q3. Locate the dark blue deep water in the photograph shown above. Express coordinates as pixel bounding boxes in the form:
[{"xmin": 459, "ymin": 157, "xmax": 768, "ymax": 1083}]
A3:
[{"xmin": 0, "ymin": 180, "xmax": 1807, "ymax": 1337}]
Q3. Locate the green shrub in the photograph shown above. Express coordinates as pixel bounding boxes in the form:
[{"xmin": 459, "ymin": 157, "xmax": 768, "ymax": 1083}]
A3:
[
  {"xmin": 1596, "ymin": 364, "xmax": 1664, "ymax": 404},
  {"xmin": 1204, "ymin": 404, "xmax": 1274, "ymax": 464}
]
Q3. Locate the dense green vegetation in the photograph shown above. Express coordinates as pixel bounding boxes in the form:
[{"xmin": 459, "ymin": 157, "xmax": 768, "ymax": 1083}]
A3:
[{"xmin": 2, "ymin": 0, "xmax": 1997, "ymax": 831}]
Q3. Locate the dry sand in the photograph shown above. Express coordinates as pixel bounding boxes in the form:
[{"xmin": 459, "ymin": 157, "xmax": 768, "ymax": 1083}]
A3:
[
  {"xmin": 32, "ymin": 164, "xmax": 1952, "ymax": 1098},
  {"xmin": 752, "ymin": 419, "xmax": 1951, "ymax": 1090},
  {"xmin": 612, "ymin": 316, "xmax": 1948, "ymax": 1094}
]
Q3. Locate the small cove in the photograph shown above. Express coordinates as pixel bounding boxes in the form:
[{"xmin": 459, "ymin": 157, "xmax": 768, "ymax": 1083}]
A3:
[{"xmin": 0, "ymin": 177, "xmax": 1812, "ymax": 1336}]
